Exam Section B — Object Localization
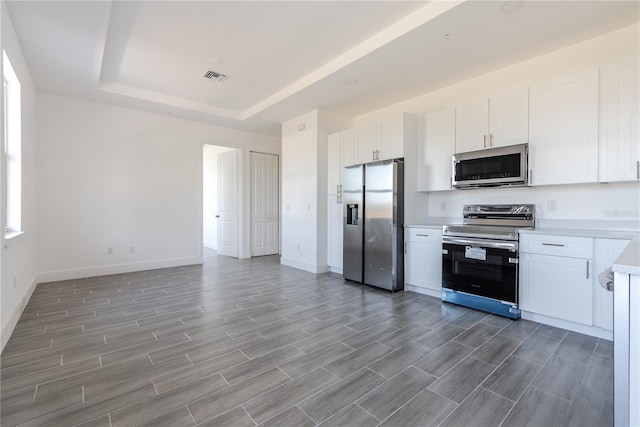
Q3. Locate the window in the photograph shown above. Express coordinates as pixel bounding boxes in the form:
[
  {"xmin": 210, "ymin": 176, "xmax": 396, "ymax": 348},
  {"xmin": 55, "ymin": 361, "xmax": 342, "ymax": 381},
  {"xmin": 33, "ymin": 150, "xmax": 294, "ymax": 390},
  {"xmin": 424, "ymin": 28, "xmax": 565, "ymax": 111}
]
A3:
[{"xmin": 3, "ymin": 50, "xmax": 22, "ymax": 236}]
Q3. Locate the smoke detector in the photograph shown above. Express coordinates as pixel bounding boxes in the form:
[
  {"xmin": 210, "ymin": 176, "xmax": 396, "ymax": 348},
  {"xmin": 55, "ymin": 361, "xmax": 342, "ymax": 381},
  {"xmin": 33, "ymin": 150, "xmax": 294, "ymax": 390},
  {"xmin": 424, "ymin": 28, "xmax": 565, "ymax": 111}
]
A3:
[{"xmin": 202, "ymin": 69, "xmax": 229, "ymax": 82}]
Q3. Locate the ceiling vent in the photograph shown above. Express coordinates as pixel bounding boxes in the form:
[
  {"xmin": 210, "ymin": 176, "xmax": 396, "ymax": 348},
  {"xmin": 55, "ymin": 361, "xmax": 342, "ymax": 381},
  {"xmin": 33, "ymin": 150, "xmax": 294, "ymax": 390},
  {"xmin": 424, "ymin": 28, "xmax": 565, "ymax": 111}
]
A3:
[{"xmin": 202, "ymin": 69, "xmax": 229, "ymax": 82}]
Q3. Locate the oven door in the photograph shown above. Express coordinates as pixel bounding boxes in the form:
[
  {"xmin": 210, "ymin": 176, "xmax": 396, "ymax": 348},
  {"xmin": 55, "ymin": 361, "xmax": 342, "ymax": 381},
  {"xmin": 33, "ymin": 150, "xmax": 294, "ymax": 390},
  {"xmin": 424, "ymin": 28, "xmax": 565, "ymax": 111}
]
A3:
[{"xmin": 442, "ymin": 236, "xmax": 518, "ymax": 303}]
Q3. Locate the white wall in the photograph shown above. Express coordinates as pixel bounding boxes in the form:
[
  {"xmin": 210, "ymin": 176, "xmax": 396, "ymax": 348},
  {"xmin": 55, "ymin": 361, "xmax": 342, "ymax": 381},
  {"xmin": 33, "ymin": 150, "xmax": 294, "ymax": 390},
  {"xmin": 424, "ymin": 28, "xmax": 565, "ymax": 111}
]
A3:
[
  {"xmin": 202, "ymin": 144, "xmax": 234, "ymax": 249},
  {"xmin": 281, "ymin": 110, "xmax": 349, "ymax": 273},
  {"xmin": 36, "ymin": 93, "xmax": 280, "ymax": 281},
  {"xmin": 1, "ymin": 3, "xmax": 39, "ymax": 351},
  {"xmin": 353, "ymin": 24, "xmax": 640, "ymax": 225}
]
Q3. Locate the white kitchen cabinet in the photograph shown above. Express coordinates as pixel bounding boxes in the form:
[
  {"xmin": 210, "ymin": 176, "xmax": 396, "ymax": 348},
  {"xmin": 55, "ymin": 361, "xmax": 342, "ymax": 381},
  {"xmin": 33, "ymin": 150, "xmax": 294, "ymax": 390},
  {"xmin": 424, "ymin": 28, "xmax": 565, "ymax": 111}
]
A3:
[
  {"xmin": 520, "ymin": 234, "xmax": 594, "ymax": 325},
  {"xmin": 455, "ymin": 88, "xmax": 528, "ymax": 153},
  {"xmin": 328, "ymin": 129, "xmax": 354, "ymax": 194},
  {"xmin": 327, "ymin": 129, "xmax": 353, "ymax": 270},
  {"xmin": 327, "ymin": 194, "xmax": 343, "ymax": 270},
  {"xmin": 599, "ymin": 60, "xmax": 639, "ymax": 183},
  {"xmin": 417, "ymin": 108, "xmax": 455, "ymax": 192},
  {"xmin": 594, "ymin": 238, "xmax": 630, "ymax": 331},
  {"xmin": 354, "ymin": 113, "xmax": 416, "ymax": 164},
  {"xmin": 404, "ymin": 227, "xmax": 442, "ymax": 297},
  {"xmin": 529, "ymin": 69, "xmax": 599, "ymax": 185}
]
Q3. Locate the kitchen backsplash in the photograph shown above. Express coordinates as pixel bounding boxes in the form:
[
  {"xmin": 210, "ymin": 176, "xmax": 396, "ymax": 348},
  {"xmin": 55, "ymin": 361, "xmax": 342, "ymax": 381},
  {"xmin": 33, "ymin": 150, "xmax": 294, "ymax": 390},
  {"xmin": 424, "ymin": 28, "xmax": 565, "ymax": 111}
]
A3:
[{"xmin": 424, "ymin": 181, "xmax": 640, "ymax": 229}]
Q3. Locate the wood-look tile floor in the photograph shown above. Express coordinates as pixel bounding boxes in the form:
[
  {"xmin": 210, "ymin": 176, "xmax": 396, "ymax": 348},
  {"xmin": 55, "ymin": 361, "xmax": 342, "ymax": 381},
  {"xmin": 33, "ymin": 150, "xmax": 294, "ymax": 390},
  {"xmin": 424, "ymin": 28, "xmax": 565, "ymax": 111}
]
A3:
[{"xmin": 1, "ymin": 250, "xmax": 613, "ymax": 426}]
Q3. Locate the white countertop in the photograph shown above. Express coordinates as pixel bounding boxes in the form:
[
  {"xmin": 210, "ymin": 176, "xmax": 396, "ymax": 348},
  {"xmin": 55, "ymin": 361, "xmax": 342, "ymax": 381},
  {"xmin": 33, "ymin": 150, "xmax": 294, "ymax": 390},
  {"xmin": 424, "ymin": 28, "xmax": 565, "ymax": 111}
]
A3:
[{"xmin": 613, "ymin": 240, "xmax": 640, "ymax": 276}]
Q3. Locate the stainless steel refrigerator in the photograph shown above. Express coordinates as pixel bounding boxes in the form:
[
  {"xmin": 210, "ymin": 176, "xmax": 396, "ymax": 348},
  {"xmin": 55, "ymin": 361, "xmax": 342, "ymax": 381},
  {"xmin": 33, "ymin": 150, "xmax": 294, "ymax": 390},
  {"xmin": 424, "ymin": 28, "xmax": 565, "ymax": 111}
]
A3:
[{"xmin": 343, "ymin": 159, "xmax": 404, "ymax": 291}]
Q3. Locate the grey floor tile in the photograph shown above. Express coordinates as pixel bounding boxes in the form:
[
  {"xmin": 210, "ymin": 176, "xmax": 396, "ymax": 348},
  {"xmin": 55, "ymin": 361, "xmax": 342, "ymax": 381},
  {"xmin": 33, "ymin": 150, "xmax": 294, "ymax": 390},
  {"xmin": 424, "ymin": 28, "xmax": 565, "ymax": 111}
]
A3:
[
  {"xmin": 196, "ymin": 406, "xmax": 255, "ymax": 427},
  {"xmin": 501, "ymin": 386, "xmax": 570, "ymax": 427},
  {"xmin": 188, "ymin": 368, "xmax": 290, "ymax": 424},
  {"xmin": 511, "ymin": 332, "xmax": 561, "ymax": 365},
  {"xmin": 580, "ymin": 354, "xmax": 613, "ymax": 396},
  {"xmin": 279, "ymin": 341, "xmax": 353, "ymax": 379},
  {"xmin": 565, "ymin": 385, "xmax": 613, "ymax": 427},
  {"xmin": 367, "ymin": 341, "xmax": 433, "ymax": 379},
  {"xmin": 534, "ymin": 324, "xmax": 569, "ymax": 340},
  {"xmin": 428, "ymin": 357, "xmax": 496, "ymax": 403},
  {"xmin": 532, "ymin": 355, "xmax": 587, "ymax": 401},
  {"xmin": 340, "ymin": 322, "xmax": 400, "ymax": 350},
  {"xmin": 470, "ymin": 334, "xmax": 520, "ymax": 366},
  {"xmin": 109, "ymin": 373, "xmax": 228, "ymax": 427},
  {"xmin": 440, "ymin": 387, "xmax": 513, "ymax": 427},
  {"xmin": 414, "ymin": 341, "xmax": 474, "ymax": 377},
  {"xmin": 323, "ymin": 342, "xmax": 392, "ymax": 379},
  {"xmin": 220, "ymin": 345, "xmax": 304, "ymax": 385},
  {"xmin": 481, "ymin": 355, "xmax": 542, "ymax": 401},
  {"xmin": 453, "ymin": 322, "xmax": 501, "ymax": 348},
  {"xmin": 357, "ymin": 366, "xmax": 436, "ymax": 421},
  {"xmin": 152, "ymin": 350, "xmax": 248, "ymax": 394},
  {"xmin": 554, "ymin": 331, "xmax": 599, "ymax": 364},
  {"xmin": 298, "ymin": 368, "xmax": 386, "ymax": 424},
  {"xmin": 378, "ymin": 388, "xmax": 458, "ymax": 427},
  {"xmin": 136, "ymin": 406, "xmax": 196, "ymax": 427},
  {"xmin": 317, "ymin": 404, "xmax": 379, "ymax": 427},
  {"xmin": 413, "ymin": 323, "xmax": 466, "ymax": 350},
  {"xmin": 260, "ymin": 406, "xmax": 316, "ymax": 427},
  {"xmin": 243, "ymin": 368, "xmax": 337, "ymax": 425},
  {"xmin": 498, "ymin": 319, "xmax": 539, "ymax": 341},
  {"xmin": 1, "ymin": 253, "xmax": 605, "ymax": 427}
]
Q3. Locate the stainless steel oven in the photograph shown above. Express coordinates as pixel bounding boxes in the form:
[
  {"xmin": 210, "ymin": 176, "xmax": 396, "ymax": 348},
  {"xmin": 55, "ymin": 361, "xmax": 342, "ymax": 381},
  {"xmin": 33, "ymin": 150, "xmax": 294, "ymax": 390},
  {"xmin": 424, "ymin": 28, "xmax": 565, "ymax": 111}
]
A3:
[{"xmin": 442, "ymin": 204, "xmax": 534, "ymax": 319}]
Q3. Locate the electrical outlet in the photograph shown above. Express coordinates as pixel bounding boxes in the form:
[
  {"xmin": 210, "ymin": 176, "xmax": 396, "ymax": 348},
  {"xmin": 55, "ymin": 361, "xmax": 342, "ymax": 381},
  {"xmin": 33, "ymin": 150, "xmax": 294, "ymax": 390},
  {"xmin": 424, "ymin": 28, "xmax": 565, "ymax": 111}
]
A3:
[
  {"xmin": 440, "ymin": 202, "xmax": 446, "ymax": 211},
  {"xmin": 297, "ymin": 243, "xmax": 300, "ymax": 251},
  {"xmin": 548, "ymin": 200, "xmax": 557, "ymax": 212},
  {"xmin": 13, "ymin": 277, "xmax": 17, "ymax": 290},
  {"xmin": 107, "ymin": 247, "xmax": 114, "ymax": 255},
  {"xmin": 129, "ymin": 246, "xmax": 135, "ymax": 254}
]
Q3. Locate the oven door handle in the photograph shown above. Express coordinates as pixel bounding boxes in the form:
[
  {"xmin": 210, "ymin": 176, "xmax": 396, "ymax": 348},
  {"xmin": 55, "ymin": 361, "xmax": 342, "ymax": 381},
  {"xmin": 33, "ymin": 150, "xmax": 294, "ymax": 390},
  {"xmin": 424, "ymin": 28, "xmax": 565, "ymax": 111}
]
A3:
[{"xmin": 442, "ymin": 236, "xmax": 518, "ymax": 251}]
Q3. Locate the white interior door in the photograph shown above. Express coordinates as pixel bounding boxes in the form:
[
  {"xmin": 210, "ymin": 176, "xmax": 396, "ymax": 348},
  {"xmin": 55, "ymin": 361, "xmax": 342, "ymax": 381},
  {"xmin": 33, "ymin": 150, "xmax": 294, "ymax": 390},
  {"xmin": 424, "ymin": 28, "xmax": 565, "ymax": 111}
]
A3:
[
  {"xmin": 251, "ymin": 152, "xmax": 279, "ymax": 257},
  {"xmin": 217, "ymin": 149, "xmax": 238, "ymax": 257}
]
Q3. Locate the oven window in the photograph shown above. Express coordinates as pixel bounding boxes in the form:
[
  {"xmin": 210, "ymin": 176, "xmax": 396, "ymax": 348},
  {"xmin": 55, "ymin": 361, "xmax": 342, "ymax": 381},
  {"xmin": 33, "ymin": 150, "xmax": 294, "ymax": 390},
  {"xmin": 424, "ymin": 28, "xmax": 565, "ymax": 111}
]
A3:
[
  {"xmin": 442, "ymin": 243, "xmax": 518, "ymax": 303},
  {"xmin": 455, "ymin": 153, "xmax": 521, "ymax": 181}
]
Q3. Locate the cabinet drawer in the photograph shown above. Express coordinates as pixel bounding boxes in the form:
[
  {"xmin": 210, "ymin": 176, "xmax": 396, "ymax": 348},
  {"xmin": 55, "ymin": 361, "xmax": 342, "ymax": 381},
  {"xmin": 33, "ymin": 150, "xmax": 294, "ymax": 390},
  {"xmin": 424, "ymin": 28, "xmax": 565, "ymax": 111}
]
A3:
[
  {"xmin": 405, "ymin": 228, "xmax": 442, "ymax": 244},
  {"xmin": 520, "ymin": 234, "xmax": 593, "ymax": 258}
]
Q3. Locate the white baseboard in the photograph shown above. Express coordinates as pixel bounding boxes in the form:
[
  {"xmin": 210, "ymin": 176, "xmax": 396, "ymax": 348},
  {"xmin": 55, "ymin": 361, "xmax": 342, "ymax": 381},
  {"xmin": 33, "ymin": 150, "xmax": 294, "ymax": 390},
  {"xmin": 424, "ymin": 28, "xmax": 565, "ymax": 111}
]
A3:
[
  {"xmin": 1, "ymin": 274, "xmax": 39, "ymax": 352},
  {"xmin": 36, "ymin": 256, "xmax": 204, "ymax": 284},
  {"xmin": 280, "ymin": 257, "xmax": 330, "ymax": 274},
  {"xmin": 521, "ymin": 311, "xmax": 613, "ymax": 341},
  {"xmin": 405, "ymin": 284, "xmax": 442, "ymax": 299},
  {"xmin": 329, "ymin": 267, "xmax": 343, "ymax": 275}
]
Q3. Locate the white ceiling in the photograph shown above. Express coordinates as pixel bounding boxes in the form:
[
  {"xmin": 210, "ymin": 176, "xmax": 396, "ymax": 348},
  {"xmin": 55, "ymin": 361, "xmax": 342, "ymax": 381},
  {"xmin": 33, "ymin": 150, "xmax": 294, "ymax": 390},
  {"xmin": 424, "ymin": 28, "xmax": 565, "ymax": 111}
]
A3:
[{"xmin": 5, "ymin": 1, "xmax": 640, "ymax": 136}]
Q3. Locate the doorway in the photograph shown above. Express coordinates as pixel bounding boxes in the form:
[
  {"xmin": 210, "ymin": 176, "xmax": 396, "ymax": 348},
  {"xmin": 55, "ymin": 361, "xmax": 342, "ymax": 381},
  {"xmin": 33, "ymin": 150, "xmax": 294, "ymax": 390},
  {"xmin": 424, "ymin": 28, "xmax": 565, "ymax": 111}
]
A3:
[{"xmin": 202, "ymin": 144, "xmax": 237, "ymax": 256}]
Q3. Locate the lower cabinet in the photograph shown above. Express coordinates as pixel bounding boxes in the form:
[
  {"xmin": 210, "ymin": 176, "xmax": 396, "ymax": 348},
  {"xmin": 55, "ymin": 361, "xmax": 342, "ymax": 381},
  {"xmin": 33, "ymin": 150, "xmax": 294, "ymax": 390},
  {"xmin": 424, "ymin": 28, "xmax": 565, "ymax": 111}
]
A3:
[
  {"xmin": 520, "ymin": 251, "xmax": 593, "ymax": 325},
  {"xmin": 404, "ymin": 227, "xmax": 442, "ymax": 296}
]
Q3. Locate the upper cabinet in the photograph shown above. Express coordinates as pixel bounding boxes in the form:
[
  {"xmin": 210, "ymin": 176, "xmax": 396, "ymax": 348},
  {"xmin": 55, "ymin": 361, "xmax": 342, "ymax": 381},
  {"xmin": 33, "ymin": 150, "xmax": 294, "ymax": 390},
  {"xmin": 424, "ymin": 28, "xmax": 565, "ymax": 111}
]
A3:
[
  {"xmin": 354, "ymin": 113, "xmax": 416, "ymax": 164},
  {"xmin": 328, "ymin": 128, "xmax": 354, "ymax": 194},
  {"xmin": 455, "ymin": 88, "xmax": 529, "ymax": 153},
  {"xmin": 599, "ymin": 61, "xmax": 639, "ymax": 183},
  {"xmin": 529, "ymin": 69, "xmax": 599, "ymax": 186},
  {"xmin": 417, "ymin": 108, "xmax": 455, "ymax": 192}
]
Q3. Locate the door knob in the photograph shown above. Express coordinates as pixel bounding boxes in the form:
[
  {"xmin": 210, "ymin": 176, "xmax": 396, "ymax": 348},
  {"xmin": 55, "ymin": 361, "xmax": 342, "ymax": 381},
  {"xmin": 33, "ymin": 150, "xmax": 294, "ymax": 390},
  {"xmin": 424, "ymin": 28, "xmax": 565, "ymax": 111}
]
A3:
[{"xmin": 215, "ymin": 215, "xmax": 220, "ymax": 218}]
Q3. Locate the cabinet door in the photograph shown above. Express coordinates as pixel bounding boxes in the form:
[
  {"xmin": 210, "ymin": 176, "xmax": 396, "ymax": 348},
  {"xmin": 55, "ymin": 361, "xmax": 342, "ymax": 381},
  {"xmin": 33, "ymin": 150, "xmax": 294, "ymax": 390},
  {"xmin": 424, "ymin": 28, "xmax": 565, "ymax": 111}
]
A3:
[
  {"xmin": 418, "ymin": 108, "xmax": 455, "ymax": 191},
  {"xmin": 599, "ymin": 61, "xmax": 639, "ymax": 182},
  {"xmin": 327, "ymin": 194, "xmax": 343, "ymax": 269},
  {"xmin": 529, "ymin": 69, "xmax": 599, "ymax": 185},
  {"xmin": 489, "ymin": 88, "xmax": 529, "ymax": 148},
  {"xmin": 378, "ymin": 114, "xmax": 405, "ymax": 161},
  {"xmin": 594, "ymin": 238, "xmax": 630, "ymax": 330},
  {"xmin": 354, "ymin": 122, "xmax": 378, "ymax": 164},
  {"xmin": 405, "ymin": 241, "xmax": 442, "ymax": 292},
  {"xmin": 328, "ymin": 132, "xmax": 342, "ymax": 195},
  {"xmin": 341, "ymin": 128, "xmax": 355, "ymax": 167},
  {"xmin": 455, "ymin": 98, "xmax": 489, "ymax": 153},
  {"xmin": 520, "ymin": 252, "xmax": 593, "ymax": 325}
]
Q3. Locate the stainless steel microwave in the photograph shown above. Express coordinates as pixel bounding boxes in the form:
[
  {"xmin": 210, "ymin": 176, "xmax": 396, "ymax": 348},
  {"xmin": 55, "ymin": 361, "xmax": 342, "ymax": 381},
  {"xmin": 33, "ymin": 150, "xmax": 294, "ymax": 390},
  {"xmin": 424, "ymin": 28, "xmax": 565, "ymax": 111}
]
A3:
[{"xmin": 452, "ymin": 143, "xmax": 528, "ymax": 189}]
